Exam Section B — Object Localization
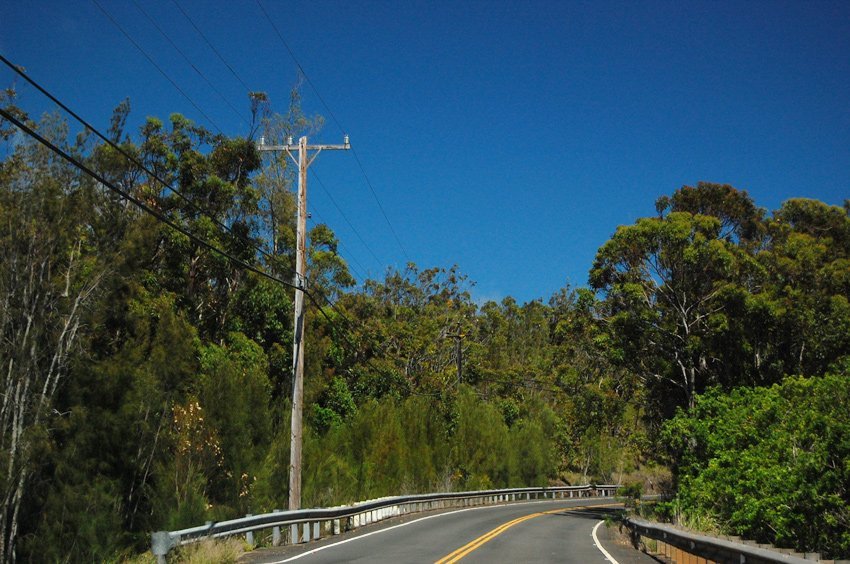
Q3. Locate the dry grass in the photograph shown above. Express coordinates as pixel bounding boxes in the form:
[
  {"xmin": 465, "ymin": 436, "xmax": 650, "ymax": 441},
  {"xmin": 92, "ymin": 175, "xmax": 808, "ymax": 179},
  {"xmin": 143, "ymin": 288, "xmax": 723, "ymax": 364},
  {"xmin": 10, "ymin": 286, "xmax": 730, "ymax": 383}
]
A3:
[
  {"xmin": 171, "ymin": 538, "xmax": 247, "ymax": 564},
  {"xmin": 558, "ymin": 463, "xmax": 673, "ymax": 496},
  {"xmin": 120, "ymin": 552, "xmax": 156, "ymax": 564}
]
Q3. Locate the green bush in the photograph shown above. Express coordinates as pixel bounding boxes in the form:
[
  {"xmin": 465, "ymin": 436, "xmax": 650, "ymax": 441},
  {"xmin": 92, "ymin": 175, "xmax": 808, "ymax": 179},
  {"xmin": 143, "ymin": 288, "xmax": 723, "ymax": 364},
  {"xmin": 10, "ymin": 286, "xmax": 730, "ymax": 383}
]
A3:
[{"xmin": 663, "ymin": 374, "xmax": 850, "ymax": 558}]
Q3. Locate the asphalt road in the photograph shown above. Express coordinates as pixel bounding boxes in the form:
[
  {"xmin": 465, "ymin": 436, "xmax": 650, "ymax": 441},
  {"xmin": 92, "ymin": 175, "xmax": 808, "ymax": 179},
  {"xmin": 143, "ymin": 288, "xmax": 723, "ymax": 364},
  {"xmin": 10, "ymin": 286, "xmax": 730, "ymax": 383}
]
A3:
[{"xmin": 241, "ymin": 498, "xmax": 658, "ymax": 564}]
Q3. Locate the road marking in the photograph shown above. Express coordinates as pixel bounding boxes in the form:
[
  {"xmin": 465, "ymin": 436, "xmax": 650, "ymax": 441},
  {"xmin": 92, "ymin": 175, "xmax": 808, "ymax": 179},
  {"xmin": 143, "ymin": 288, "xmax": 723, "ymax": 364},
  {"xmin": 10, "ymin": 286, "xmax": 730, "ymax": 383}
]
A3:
[
  {"xmin": 435, "ymin": 503, "xmax": 621, "ymax": 564},
  {"xmin": 266, "ymin": 499, "xmax": 569, "ymax": 563},
  {"xmin": 434, "ymin": 512, "xmax": 546, "ymax": 564},
  {"xmin": 592, "ymin": 520, "xmax": 621, "ymax": 564}
]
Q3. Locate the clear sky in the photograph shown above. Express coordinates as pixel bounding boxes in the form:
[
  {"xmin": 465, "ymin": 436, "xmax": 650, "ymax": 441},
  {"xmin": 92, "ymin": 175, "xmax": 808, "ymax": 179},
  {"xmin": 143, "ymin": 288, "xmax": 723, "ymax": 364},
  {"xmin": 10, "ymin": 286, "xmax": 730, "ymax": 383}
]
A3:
[{"xmin": 2, "ymin": 0, "xmax": 849, "ymax": 304}]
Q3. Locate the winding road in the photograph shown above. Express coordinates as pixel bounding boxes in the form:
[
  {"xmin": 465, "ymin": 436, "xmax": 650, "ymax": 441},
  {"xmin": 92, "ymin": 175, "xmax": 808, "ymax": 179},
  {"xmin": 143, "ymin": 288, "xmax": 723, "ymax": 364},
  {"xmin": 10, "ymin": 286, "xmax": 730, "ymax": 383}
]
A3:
[{"xmin": 241, "ymin": 498, "xmax": 657, "ymax": 563}]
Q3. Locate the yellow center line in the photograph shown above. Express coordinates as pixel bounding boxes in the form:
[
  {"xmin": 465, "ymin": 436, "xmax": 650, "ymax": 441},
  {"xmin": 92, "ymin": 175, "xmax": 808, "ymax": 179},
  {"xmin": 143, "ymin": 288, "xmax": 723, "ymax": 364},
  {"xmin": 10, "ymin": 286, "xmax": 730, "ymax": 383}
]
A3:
[{"xmin": 434, "ymin": 502, "xmax": 621, "ymax": 564}]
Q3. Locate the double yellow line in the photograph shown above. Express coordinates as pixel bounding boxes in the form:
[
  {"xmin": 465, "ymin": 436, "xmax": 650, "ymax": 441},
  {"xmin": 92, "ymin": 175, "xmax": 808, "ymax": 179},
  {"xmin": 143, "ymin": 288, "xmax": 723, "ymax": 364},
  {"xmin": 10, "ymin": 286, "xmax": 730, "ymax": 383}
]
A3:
[{"xmin": 435, "ymin": 503, "xmax": 620, "ymax": 564}]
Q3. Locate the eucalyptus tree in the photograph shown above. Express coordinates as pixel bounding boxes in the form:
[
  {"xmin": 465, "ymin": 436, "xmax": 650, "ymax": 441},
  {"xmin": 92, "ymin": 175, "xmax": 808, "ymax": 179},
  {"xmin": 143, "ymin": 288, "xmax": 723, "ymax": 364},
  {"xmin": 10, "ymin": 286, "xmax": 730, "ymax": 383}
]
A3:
[
  {"xmin": 0, "ymin": 101, "xmax": 106, "ymax": 561},
  {"xmin": 590, "ymin": 183, "xmax": 761, "ymax": 411}
]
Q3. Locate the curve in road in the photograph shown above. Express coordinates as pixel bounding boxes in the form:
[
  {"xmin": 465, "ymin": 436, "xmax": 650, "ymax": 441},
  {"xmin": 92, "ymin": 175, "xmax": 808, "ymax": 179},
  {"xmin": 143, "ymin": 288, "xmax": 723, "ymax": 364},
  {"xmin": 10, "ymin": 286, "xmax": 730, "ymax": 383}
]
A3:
[{"xmin": 242, "ymin": 498, "xmax": 656, "ymax": 564}]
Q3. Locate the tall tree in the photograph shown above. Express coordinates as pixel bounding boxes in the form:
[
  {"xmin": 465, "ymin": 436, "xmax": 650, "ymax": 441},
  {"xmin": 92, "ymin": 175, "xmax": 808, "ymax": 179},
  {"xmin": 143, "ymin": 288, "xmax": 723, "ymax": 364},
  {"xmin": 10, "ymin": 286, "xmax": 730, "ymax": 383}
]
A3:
[
  {"xmin": 590, "ymin": 183, "xmax": 759, "ymax": 411},
  {"xmin": 0, "ymin": 105, "xmax": 105, "ymax": 561}
]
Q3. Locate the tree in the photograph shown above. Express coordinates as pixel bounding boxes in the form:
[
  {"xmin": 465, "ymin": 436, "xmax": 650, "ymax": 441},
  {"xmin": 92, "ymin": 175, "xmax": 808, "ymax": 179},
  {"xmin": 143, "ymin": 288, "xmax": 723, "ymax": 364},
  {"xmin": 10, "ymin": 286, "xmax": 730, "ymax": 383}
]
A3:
[
  {"xmin": 0, "ymin": 104, "xmax": 105, "ymax": 561},
  {"xmin": 590, "ymin": 184, "xmax": 759, "ymax": 410}
]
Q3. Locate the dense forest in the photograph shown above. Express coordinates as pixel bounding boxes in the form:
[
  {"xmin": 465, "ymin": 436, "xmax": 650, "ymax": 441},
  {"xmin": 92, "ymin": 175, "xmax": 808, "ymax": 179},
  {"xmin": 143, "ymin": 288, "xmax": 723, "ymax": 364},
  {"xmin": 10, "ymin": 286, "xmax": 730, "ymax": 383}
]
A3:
[{"xmin": 1, "ymin": 89, "xmax": 849, "ymax": 561}]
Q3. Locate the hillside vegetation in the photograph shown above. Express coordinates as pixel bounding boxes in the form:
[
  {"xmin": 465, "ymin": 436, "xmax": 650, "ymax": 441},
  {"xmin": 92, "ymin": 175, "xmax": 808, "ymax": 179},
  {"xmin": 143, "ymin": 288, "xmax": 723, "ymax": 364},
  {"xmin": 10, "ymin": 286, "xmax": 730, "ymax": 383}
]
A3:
[{"xmin": 1, "ymin": 93, "xmax": 848, "ymax": 560}]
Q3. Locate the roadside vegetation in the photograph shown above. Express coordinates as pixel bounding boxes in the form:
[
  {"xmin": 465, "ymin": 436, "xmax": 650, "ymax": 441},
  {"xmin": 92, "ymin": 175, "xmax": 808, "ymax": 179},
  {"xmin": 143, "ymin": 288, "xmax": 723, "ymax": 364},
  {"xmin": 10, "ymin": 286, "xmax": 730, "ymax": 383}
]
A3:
[{"xmin": 1, "ymin": 90, "xmax": 848, "ymax": 560}]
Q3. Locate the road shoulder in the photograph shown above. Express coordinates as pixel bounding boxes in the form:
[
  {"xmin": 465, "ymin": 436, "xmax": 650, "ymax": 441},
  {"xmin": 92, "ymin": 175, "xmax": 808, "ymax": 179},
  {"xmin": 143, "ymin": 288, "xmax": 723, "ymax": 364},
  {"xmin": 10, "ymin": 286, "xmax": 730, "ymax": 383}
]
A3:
[{"xmin": 594, "ymin": 519, "xmax": 660, "ymax": 564}]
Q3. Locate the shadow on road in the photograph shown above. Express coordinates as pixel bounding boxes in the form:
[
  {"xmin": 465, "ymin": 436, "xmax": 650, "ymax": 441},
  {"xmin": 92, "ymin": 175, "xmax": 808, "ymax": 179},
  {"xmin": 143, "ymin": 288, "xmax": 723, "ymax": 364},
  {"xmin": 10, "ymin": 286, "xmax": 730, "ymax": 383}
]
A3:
[{"xmin": 549, "ymin": 507, "xmax": 624, "ymax": 521}]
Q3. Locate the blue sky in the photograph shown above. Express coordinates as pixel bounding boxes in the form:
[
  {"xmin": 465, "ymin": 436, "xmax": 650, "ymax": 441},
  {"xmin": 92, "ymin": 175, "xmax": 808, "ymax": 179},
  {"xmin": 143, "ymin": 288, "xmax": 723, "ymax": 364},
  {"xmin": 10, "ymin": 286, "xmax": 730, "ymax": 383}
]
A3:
[{"xmin": 2, "ymin": 0, "xmax": 848, "ymax": 304}]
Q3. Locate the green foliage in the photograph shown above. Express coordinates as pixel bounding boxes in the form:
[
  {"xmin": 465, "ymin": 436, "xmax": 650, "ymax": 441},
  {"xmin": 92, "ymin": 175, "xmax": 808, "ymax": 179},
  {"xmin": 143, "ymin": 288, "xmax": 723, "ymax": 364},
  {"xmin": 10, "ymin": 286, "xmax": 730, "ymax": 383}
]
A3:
[
  {"xmin": 662, "ymin": 374, "xmax": 850, "ymax": 558},
  {"xmin": 617, "ymin": 482, "xmax": 643, "ymax": 508},
  {"xmin": 196, "ymin": 333, "xmax": 271, "ymax": 512},
  {"xmin": 5, "ymin": 88, "xmax": 848, "ymax": 563},
  {"xmin": 592, "ymin": 182, "xmax": 850, "ymax": 417},
  {"xmin": 311, "ymin": 376, "xmax": 356, "ymax": 433}
]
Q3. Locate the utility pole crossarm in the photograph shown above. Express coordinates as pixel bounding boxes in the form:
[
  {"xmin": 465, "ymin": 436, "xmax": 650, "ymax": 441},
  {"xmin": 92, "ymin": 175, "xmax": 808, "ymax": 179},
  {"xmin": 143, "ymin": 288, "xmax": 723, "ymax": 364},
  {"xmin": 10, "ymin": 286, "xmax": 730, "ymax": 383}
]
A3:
[{"xmin": 257, "ymin": 143, "xmax": 350, "ymax": 152}]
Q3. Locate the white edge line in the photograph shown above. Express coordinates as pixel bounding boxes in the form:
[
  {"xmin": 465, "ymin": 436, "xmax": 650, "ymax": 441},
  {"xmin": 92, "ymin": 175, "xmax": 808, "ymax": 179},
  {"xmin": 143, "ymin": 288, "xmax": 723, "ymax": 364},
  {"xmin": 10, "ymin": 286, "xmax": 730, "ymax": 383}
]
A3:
[
  {"xmin": 592, "ymin": 520, "xmax": 621, "ymax": 564},
  {"xmin": 268, "ymin": 499, "xmax": 600, "ymax": 563}
]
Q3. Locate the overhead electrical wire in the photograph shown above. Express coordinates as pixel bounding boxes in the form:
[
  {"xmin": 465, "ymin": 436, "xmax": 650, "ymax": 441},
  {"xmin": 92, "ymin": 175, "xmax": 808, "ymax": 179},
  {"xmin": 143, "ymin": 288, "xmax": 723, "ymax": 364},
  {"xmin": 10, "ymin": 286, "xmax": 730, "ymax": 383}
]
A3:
[
  {"xmin": 348, "ymin": 148, "xmax": 412, "ymax": 264},
  {"xmin": 0, "ymin": 107, "xmax": 315, "ymax": 303},
  {"xmin": 130, "ymin": 0, "xmax": 251, "ymax": 130},
  {"xmin": 3, "ymin": 109, "xmax": 550, "ymax": 400},
  {"xmin": 253, "ymin": 140, "xmax": 372, "ymax": 283},
  {"xmin": 4, "ymin": 43, "xmax": 545, "ymax": 400},
  {"xmin": 91, "ymin": 0, "xmax": 224, "ymax": 134},
  {"xmin": 306, "ymin": 206, "xmax": 369, "ymax": 282},
  {"xmin": 0, "ymin": 56, "xmax": 369, "ymax": 359},
  {"xmin": 254, "ymin": 0, "xmax": 413, "ymax": 264},
  {"xmin": 310, "ymin": 168, "xmax": 385, "ymax": 269},
  {"xmin": 252, "ymin": 0, "xmax": 345, "ymax": 135},
  {"xmin": 152, "ymin": 0, "xmax": 379, "ymax": 286},
  {"xmin": 0, "ymin": 53, "xmax": 300, "ymax": 284},
  {"xmin": 170, "ymin": 0, "xmax": 253, "ymax": 95}
]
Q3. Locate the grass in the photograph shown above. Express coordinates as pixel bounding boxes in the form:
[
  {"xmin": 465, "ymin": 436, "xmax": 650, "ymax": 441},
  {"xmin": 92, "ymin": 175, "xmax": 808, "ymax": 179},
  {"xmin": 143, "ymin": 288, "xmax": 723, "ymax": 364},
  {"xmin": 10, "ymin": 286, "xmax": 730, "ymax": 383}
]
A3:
[{"xmin": 170, "ymin": 538, "xmax": 247, "ymax": 564}]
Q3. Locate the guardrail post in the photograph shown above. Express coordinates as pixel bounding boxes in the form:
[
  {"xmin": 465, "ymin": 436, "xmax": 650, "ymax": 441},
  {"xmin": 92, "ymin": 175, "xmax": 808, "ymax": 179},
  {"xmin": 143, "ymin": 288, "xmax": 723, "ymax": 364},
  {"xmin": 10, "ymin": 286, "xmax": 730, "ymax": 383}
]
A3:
[
  {"xmin": 245, "ymin": 514, "xmax": 254, "ymax": 546},
  {"xmin": 290, "ymin": 523, "xmax": 299, "ymax": 544},
  {"xmin": 313, "ymin": 521, "xmax": 320, "ymax": 540},
  {"xmin": 151, "ymin": 531, "xmax": 174, "ymax": 564},
  {"xmin": 272, "ymin": 509, "xmax": 282, "ymax": 546}
]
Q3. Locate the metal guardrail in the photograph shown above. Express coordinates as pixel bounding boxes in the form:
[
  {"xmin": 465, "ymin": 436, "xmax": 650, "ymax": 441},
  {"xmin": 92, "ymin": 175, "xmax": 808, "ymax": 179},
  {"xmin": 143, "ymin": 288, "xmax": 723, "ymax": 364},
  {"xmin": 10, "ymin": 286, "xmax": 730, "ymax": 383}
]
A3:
[
  {"xmin": 624, "ymin": 516, "xmax": 833, "ymax": 563},
  {"xmin": 151, "ymin": 484, "xmax": 618, "ymax": 561}
]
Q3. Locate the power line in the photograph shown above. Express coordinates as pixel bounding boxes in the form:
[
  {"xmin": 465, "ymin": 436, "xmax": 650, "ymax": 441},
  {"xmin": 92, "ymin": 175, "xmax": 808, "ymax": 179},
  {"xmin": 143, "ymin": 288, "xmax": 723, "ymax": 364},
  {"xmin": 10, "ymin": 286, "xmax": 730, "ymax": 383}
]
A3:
[
  {"xmin": 130, "ymin": 0, "xmax": 250, "ymax": 130},
  {"xmin": 170, "ymin": 0, "xmax": 253, "ymax": 94},
  {"xmin": 2, "ymin": 108, "xmax": 268, "ymax": 288},
  {"xmin": 307, "ymin": 206, "xmax": 369, "ymax": 282},
  {"xmin": 4, "ymin": 65, "xmax": 475, "ymax": 405},
  {"xmin": 21, "ymin": 100, "xmax": 553, "ymax": 395},
  {"xmin": 253, "ymin": 0, "xmax": 346, "ymax": 134},
  {"xmin": 5, "ymin": 107, "xmax": 459, "ymax": 405},
  {"xmin": 310, "ymin": 169, "xmax": 385, "ymax": 270},
  {"xmin": 2, "ymin": 77, "xmax": 495, "ymax": 406},
  {"xmin": 0, "ymin": 106, "xmax": 348, "ymax": 331},
  {"xmin": 254, "ymin": 0, "xmax": 413, "ymax": 264},
  {"xmin": 0, "ymin": 53, "xmax": 300, "ymax": 284},
  {"xmin": 92, "ymin": 0, "xmax": 224, "ymax": 134},
  {"xmin": 349, "ymin": 148, "xmax": 412, "ymax": 263}
]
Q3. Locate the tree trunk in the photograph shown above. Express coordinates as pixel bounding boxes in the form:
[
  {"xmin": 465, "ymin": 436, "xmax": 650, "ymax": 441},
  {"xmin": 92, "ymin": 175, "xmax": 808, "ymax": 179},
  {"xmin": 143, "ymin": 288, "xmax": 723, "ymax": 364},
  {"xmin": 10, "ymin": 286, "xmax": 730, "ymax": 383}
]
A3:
[{"xmin": 0, "ymin": 207, "xmax": 102, "ymax": 561}]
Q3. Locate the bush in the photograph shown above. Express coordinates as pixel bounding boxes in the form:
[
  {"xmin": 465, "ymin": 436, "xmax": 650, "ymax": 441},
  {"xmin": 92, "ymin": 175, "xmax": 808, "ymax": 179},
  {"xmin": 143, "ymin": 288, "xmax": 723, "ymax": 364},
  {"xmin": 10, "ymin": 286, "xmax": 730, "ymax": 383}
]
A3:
[{"xmin": 662, "ymin": 374, "xmax": 850, "ymax": 558}]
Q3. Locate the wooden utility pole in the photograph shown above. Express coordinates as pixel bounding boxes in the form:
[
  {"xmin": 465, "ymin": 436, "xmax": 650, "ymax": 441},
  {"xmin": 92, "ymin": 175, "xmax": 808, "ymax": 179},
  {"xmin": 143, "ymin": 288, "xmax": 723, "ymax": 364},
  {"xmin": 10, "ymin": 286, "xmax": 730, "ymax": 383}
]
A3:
[{"xmin": 257, "ymin": 134, "xmax": 349, "ymax": 511}]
